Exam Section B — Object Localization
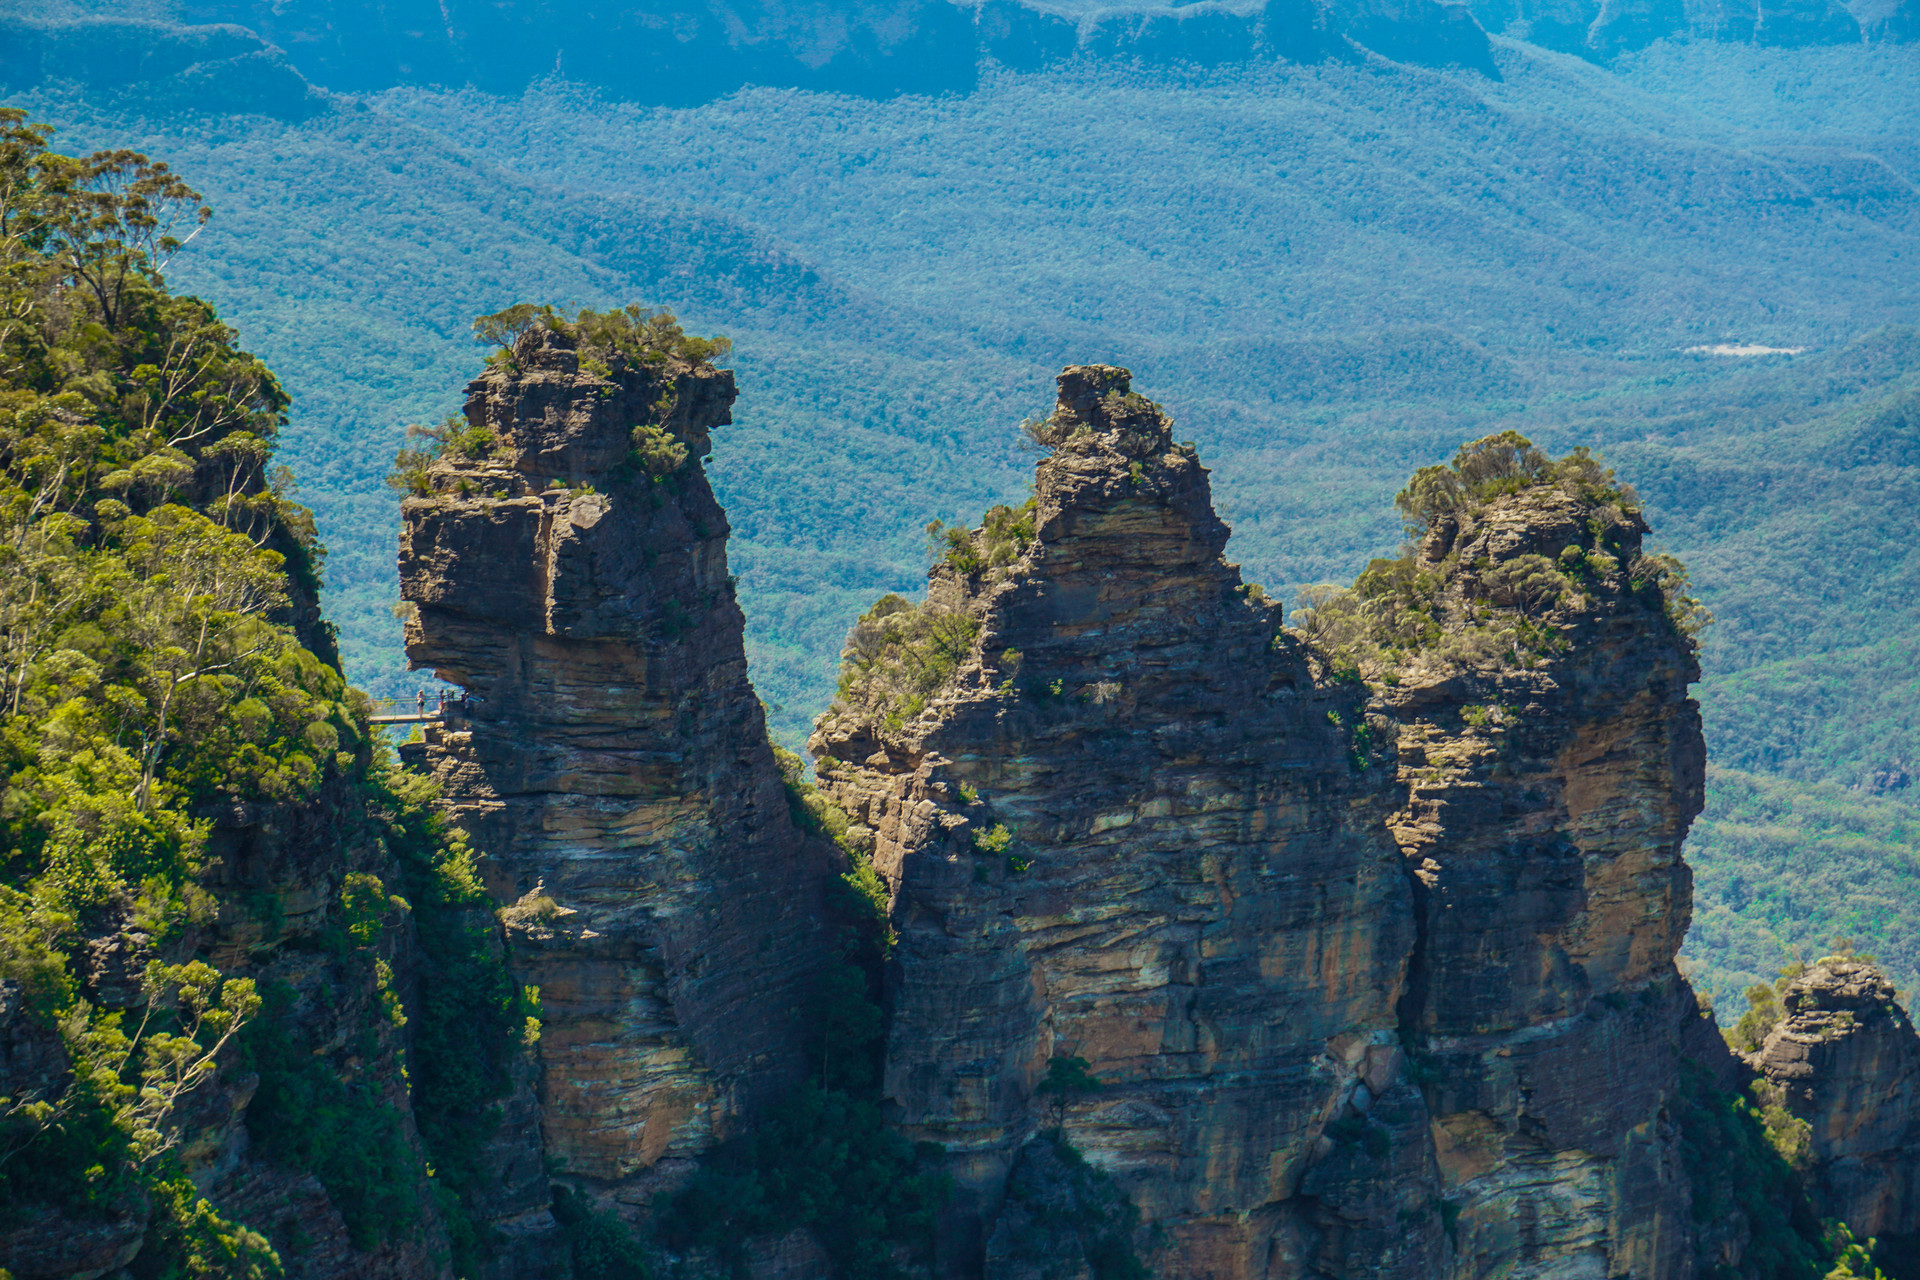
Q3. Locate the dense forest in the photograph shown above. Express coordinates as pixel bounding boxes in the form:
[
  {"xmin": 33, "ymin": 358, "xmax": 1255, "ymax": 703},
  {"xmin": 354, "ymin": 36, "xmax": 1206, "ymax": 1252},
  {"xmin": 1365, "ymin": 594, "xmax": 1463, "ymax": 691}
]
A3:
[{"xmin": 1, "ymin": 20, "xmax": 1914, "ymax": 1021}]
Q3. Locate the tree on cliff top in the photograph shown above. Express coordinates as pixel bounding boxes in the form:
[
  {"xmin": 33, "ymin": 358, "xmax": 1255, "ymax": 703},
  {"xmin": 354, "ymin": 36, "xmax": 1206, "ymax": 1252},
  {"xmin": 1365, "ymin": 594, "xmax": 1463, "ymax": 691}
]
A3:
[
  {"xmin": 1292, "ymin": 432, "xmax": 1709, "ymax": 678},
  {"xmin": 472, "ymin": 300, "xmax": 732, "ymax": 367}
]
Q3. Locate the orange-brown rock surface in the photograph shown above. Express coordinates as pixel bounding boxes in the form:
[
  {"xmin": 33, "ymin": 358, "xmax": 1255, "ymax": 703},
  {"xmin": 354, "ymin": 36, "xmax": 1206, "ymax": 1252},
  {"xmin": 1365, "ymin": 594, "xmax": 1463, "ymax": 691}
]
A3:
[
  {"xmin": 805, "ymin": 375, "xmax": 1789, "ymax": 1280},
  {"xmin": 1754, "ymin": 958, "xmax": 1920, "ymax": 1239},
  {"xmin": 810, "ymin": 367, "xmax": 1429, "ymax": 1278},
  {"xmin": 1369, "ymin": 472, "xmax": 1709, "ymax": 1278},
  {"xmin": 398, "ymin": 325, "xmax": 827, "ymax": 1230}
]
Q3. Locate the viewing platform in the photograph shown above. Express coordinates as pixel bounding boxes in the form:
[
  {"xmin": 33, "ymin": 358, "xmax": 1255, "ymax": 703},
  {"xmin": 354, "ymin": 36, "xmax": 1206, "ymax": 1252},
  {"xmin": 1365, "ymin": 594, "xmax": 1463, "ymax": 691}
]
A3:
[{"xmin": 367, "ymin": 696, "xmax": 462, "ymax": 726}]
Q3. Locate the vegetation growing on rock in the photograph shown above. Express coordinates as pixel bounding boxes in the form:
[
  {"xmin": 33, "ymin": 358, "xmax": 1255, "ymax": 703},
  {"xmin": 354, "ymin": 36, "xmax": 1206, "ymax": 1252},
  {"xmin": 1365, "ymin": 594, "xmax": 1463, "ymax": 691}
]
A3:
[
  {"xmin": 0, "ymin": 110, "xmax": 547, "ymax": 1278},
  {"xmin": 1291, "ymin": 431, "xmax": 1709, "ymax": 679},
  {"xmin": 834, "ymin": 592, "xmax": 981, "ymax": 733},
  {"xmin": 0, "ymin": 108, "xmax": 363, "ymax": 1272}
]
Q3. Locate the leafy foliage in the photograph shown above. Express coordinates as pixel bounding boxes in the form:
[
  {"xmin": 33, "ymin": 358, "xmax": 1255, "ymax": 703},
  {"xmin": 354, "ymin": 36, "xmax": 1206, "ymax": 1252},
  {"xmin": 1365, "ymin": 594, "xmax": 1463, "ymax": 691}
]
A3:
[
  {"xmin": 1674, "ymin": 1061, "xmax": 1831, "ymax": 1280},
  {"xmin": 658, "ymin": 1083, "xmax": 948, "ymax": 1280},
  {"xmin": 0, "ymin": 110, "xmax": 383, "ymax": 1272},
  {"xmin": 372, "ymin": 755, "xmax": 539, "ymax": 1272},
  {"xmin": 474, "ymin": 302, "xmax": 731, "ymax": 368},
  {"xmin": 1727, "ymin": 961, "xmax": 1807, "ymax": 1055},
  {"xmin": 1036, "ymin": 1053, "xmax": 1103, "ymax": 1127},
  {"xmin": 552, "ymin": 1184, "xmax": 651, "ymax": 1280},
  {"xmin": 240, "ymin": 981, "xmax": 417, "ymax": 1251},
  {"xmin": 1685, "ymin": 769, "xmax": 1920, "ymax": 1019},
  {"xmin": 835, "ymin": 593, "xmax": 980, "ymax": 734},
  {"xmin": 1291, "ymin": 433, "xmax": 1685, "ymax": 677},
  {"xmin": 996, "ymin": 1132, "xmax": 1150, "ymax": 1280}
]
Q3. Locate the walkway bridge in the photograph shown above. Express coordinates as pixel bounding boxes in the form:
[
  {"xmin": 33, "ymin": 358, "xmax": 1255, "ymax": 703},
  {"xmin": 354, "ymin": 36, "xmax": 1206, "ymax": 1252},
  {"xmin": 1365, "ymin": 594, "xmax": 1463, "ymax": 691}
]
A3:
[{"xmin": 368, "ymin": 696, "xmax": 457, "ymax": 726}]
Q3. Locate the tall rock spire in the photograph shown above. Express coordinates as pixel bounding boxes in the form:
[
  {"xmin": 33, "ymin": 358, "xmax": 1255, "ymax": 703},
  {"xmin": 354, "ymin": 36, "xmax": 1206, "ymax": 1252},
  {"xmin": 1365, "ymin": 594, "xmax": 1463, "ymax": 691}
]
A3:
[
  {"xmin": 1363, "ymin": 446, "xmax": 1709, "ymax": 1276},
  {"xmin": 811, "ymin": 366, "xmax": 1426, "ymax": 1276},
  {"xmin": 398, "ymin": 321, "xmax": 826, "ymax": 1253}
]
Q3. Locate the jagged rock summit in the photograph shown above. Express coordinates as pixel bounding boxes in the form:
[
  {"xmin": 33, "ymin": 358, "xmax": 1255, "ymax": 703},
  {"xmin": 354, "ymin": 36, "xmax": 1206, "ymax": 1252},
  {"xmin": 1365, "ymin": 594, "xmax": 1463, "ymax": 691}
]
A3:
[
  {"xmin": 1754, "ymin": 957, "xmax": 1920, "ymax": 1240},
  {"xmin": 807, "ymin": 370, "xmax": 1920, "ymax": 1280},
  {"xmin": 377, "ymin": 352, "xmax": 1920, "ymax": 1280},
  {"xmin": 813, "ymin": 364, "xmax": 1421, "ymax": 1275}
]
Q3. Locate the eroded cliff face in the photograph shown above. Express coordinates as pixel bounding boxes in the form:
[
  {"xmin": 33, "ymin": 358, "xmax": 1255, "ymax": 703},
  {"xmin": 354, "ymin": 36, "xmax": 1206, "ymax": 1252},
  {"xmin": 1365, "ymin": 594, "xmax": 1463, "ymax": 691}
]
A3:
[
  {"xmin": 1371, "ymin": 481, "xmax": 1708, "ymax": 1277},
  {"xmin": 811, "ymin": 367, "xmax": 1429, "ymax": 1278},
  {"xmin": 804, "ymin": 371, "xmax": 1784, "ymax": 1280},
  {"xmin": 1755, "ymin": 959, "xmax": 1920, "ymax": 1239},
  {"xmin": 398, "ymin": 327, "xmax": 826, "ymax": 1235},
  {"xmin": 365, "ymin": 349, "xmax": 1919, "ymax": 1280}
]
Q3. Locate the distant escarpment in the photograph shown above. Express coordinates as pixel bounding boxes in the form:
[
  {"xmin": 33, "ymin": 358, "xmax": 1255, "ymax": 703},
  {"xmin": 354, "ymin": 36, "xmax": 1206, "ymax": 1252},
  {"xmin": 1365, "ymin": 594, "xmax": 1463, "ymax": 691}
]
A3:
[
  {"xmin": 13, "ymin": 0, "xmax": 1912, "ymax": 116},
  {"xmin": 397, "ymin": 311, "xmax": 830, "ymax": 1264},
  {"xmin": 810, "ymin": 370, "xmax": 1920, "ymax": 1279}
]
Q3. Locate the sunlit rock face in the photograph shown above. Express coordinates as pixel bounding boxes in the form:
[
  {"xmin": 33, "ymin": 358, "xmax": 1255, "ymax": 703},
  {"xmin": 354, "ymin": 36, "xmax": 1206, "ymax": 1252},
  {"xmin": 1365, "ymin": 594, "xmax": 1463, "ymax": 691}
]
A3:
[
  {"xmin": 812, "ymin": 366, "xmax": 1735, "ymax": 1279},
  {"xmin": 1373, "ymin": 477, "xmax": 1709, "ymax": 1279},
  {"xmin": 1755, "ymin": 958, "xmax": 1920, "ymax": 1238},
  {"xmin": 399, "ymin": 326, "xmax": 827, "ymax": 1243},
  {"xmin": 812, "ymin": 366, "xmax": 1432, "ymax": 1278}
]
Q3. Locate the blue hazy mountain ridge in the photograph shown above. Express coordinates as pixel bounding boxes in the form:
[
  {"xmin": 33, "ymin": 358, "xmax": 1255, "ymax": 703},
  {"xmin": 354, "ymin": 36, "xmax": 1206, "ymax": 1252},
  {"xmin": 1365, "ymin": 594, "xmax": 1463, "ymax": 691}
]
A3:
[
  {"xmin": 5, "ymin": 0, "xmax": 1911, "ymax": 121},
  {"xmin": 5, "ymin": 25, "xmax": 1918, "ymax": 1017},
  {"xmin": 1, "ymin": 0, "xmax": 1484, "ymax": 108}
]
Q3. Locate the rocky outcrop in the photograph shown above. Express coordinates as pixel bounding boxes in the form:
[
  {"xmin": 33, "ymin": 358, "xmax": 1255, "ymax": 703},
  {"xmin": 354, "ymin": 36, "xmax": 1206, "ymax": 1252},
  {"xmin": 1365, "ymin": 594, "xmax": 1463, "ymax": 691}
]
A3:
[
  {"xmin": 804, "ymin": 372, "xmax": 1771, "ymax": 1280},
  {"xmin": 398, "ymin": 325, "xmax": 828, "ymax": 1234},
  {"xmin": 1755, "ymin": 958, "xmax": 1920, "ymax": 1238},
  {"xmin": 811, "ymin": 367, "xmax": 1427, "ymax": 1278},
  {"xmin": 1370, "ymin": 475, "xmax": 1708, "ymax": 1277}
]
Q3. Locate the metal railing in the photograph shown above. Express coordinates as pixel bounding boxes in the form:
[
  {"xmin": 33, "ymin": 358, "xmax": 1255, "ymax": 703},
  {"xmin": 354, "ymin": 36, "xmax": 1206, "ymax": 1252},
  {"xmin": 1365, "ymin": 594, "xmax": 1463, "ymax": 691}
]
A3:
[{"xmin": 367, "ymin": 696, "xmax": 452, "ymax": 726}]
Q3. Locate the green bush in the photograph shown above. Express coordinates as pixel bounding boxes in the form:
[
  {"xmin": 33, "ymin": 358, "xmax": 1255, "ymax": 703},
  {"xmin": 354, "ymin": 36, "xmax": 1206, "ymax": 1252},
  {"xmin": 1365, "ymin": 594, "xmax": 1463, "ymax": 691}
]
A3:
[
  {"xmin": 1292, "ymin": 434, "xmax": 1686, "ymax": 676},
  {"xmin": 371, "ymin": 757, "xmax": 537, "ymax": 1274},
  {"xmin": 1673, "ymin": 1061, "xmax": 1830, "ymax": 1279},
  {"xmin": 472, "ymin": 302, "xmax": 731, "ymax": 368},
  {"xmin": 835, "ymin": 594, "xmax": 980, "ymax": 733},
  {"xmin": 658, "ymin": 1083, "xmax": 948, "ymax": 1280},
  {"xmin": 240, "ymin": 983, "xmax": 418, "ymax": 1251},
  {"xmin": 552, "ymin": 1185, "xmax": 650, "ymax": 1280}
]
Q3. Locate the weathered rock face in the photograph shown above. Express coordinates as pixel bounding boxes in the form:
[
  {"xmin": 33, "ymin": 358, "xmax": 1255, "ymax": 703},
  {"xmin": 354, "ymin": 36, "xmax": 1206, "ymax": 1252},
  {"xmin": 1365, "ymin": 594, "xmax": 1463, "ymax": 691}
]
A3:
[
  {"xmin": 807, "ymin": 375, "xmax": 1769, "ymax": 1280},
  {"xmin": 1755, "ymin": 959, "xmax": 1920, "ymax": 1238},
  {"xmin": 1373, "ymin": 479, "xmax": 1708, "ymax": 1278},
  {"xmin": 398, "ymin": 327, "xmax": 827, "ymax": 1226},
  {"xmin": 811, "ymin": 367, "xmax": 1429, "ymax": 1278}
]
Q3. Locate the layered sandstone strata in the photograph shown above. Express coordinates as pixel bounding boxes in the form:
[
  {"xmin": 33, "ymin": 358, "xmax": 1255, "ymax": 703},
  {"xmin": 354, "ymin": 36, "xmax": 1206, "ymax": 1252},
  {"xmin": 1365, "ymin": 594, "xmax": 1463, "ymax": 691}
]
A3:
[
  {"xmin": 398, "ymin": 326, "xmax": 826, "ymax": 1224},
  {"xmin": 810, "ymin": 367, "xmax": 1429, "ymax": 1277},
  {"xmin": 1372, "ymin": 476, "xmax": 1708, "ymax": 1278},
  {"xmin": 810, "ymin": 374, "xmax": 1749, "ymax": 1280},
  {"xmin": 1755, "ymin": 958, "xmax": 1920, "ymax": 1238}
]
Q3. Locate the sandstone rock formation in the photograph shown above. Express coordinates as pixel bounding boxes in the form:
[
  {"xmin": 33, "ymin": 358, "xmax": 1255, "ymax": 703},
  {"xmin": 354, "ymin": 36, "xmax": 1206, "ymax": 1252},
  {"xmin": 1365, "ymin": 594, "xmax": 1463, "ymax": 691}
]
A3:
[
  {"xmin": 806, "ymin": 372, "xmax": 1773, "ymax": 1280},
  {"xmin": 1755, "ymin": 958, "xmax": 1920, "ymax": 1239},
  {"xmin": 59, "ymin": 345, "xmax": 1896, "ymax": 1280},
  {"xmin": 1368, "ymin": 467, "xmax": 1709, "ymax": 1278},
  {"xmin": 398, "ymin": 324, "xmax": 827, "ymax": 1238},
  {"xmin": 810, "ymin": 367, "xmax": 1424, "ymax": 1277}
]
